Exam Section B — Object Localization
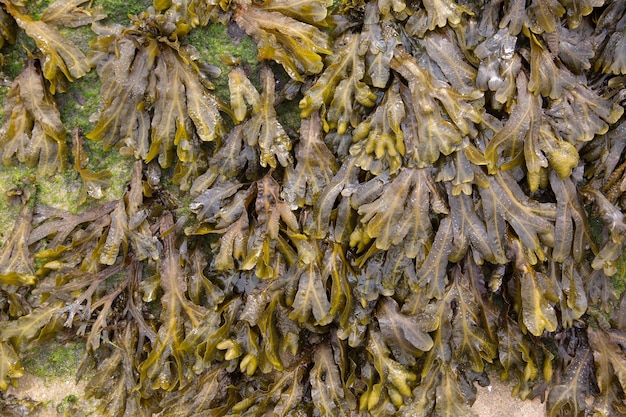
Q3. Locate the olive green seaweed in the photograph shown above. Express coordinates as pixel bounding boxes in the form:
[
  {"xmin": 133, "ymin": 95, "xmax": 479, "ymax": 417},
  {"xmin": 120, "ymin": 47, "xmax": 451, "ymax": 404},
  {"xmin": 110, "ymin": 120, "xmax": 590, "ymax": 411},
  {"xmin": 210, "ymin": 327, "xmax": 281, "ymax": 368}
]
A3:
[{"xmin": 0, "ymin": 0, "xmax": 625, "ymax": 416}]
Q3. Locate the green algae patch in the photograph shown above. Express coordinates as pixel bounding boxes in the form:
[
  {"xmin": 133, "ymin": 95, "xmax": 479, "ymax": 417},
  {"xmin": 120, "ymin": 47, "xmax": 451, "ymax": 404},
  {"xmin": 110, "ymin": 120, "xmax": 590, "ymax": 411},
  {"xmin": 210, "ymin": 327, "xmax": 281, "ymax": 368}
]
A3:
[
  {"xmin": 57, "ymin": 72, "xmax": 102, "ymax": 134},
  {"xmin": 22, "ymin": 340, "xmax": 84, "ymax": 379},
  {"xmin": 0, "ymin": 84, "xmax": 9, "ymax": 122},
  {"xmin": 276, "ymin": 99, "xmax": 302, "ymax": 134},
  {"xmin": 26, "ymin": 0, "xmax": 53, "ymax": 21},
  {"xmin": 33, "ymin": 150, "xmax": 132, "ymax": 214},
  {"xmin": 1, "ymin": 29, "xmax": 32, "ymax": 81},
  {"xmin": 0, "ymin": 165, "xmax": 35, "ymax": 238},
  {"xmin": 614, "ymin": 254, "xmax": 626, "ymax": 296},
  {"xmin": 97, "ymin": 0, "xmax": 151, "ymax": 24},
  {"xmin": 1, "ymin": 48, "xmax": 25, "ymax": 80},
  {"xmin": 186, "ymin": 22, "xmax": 259, "ymax": 102},
  {"xmin": 35, "ymin": 171, "xmax": 81, "ymax": 213}
]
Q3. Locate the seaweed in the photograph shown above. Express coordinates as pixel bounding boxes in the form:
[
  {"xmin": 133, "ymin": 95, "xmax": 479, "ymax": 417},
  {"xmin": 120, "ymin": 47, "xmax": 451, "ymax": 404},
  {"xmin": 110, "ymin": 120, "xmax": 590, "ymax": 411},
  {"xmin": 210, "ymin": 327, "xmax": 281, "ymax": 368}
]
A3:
[{"xmin": 0, "ymin": 0, "xmax": 625, "ymax": 416}]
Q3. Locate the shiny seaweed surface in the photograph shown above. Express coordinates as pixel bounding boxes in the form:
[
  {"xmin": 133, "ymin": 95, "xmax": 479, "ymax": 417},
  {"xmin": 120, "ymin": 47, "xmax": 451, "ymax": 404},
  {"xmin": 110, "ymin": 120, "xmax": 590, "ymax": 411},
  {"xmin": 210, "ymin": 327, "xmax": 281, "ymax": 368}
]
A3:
[{"xmin": 1, "ymin": 0, "xmax": 626, "ymax": 415}]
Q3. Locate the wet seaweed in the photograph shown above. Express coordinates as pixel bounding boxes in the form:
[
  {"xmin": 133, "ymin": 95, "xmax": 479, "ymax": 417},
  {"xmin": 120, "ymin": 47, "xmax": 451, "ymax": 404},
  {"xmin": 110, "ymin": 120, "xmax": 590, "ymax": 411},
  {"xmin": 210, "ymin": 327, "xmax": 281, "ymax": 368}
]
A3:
[{"xmin": 0, "ymin": 0, "xmax": 626, "ymax": 416}]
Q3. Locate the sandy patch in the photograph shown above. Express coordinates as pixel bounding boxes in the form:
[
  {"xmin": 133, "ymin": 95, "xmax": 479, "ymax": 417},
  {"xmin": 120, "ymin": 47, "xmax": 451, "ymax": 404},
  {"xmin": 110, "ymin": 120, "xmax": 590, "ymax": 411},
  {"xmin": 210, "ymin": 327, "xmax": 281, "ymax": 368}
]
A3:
[
  {"xmin": 472, "ymin": 380, "xmax": 546, "ymax": 417},
  {"xmin": 4, "ymin": 374, "xmax": 97, "ymax": 417}
]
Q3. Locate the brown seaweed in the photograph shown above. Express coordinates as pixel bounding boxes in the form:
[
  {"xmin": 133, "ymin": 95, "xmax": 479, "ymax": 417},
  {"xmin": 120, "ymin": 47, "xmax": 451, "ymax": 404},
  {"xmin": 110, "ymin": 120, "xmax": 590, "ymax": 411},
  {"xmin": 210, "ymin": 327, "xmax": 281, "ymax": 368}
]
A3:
[{"xmin": 0, "ymin": 0, "xmax": 625, "ymax": 416}]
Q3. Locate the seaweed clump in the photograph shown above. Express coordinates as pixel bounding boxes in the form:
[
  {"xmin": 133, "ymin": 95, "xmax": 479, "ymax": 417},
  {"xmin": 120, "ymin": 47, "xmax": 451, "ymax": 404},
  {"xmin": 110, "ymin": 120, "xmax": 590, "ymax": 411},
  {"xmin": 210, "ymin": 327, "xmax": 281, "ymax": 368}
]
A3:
[{"xmin": 0, "ymin": 0, "xmax": 626, "ymax": 416}]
